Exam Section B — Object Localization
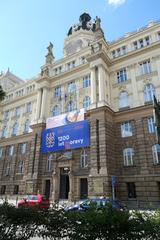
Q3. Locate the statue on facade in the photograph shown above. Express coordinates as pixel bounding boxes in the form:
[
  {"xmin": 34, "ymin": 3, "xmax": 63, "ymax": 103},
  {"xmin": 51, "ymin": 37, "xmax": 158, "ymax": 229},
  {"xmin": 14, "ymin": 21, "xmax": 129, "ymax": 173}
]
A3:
[
  {"xmin": 95, "ymin": 16, "xmax": 101, "ymax": 30},
  {"xmin": 45, "ymin": 42, "xmax": 55, "ymax": 64}
]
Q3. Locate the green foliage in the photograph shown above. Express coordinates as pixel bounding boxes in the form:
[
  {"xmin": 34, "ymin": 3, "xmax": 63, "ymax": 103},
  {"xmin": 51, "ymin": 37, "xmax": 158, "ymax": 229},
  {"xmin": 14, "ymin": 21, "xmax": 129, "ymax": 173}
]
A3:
[{"xmin": 0, "ymin": 202, "xmax": 160, "ymax": 239}]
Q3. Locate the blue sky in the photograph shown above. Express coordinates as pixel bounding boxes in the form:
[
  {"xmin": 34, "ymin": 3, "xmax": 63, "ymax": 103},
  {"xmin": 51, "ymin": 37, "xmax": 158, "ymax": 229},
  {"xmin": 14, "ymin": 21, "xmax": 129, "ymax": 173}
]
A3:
[{"xmin": 0, "ymin": 0, "xmax": 160, "ymax": 80}]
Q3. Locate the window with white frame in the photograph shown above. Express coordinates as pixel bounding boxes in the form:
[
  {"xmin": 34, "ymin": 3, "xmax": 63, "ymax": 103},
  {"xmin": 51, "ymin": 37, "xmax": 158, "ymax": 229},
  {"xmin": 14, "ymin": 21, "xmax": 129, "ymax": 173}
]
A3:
[
  {"xmin": 119, "ymin": 91, "xmax": 129, "ymax": 109},
  {"xmin": 147, "ymin": 117, "xmax": 155, "ymax": 133},
  {"xmin": 121, "ymin": 122, "xmax": 133, "ymax": 137},
  {"xmin": 112, "ymin": 50, "xmax": 116, "ymax": 58},
  {"xmin": 152, "ymin": 144, "xmax": 160, "ymax": 164},
  {"xmin": 17, "ymin": 161, "xmax": 24, "ymax": 174},
  {"xmin": 52, "ymin": 105, "xmax": 61, "ymax": 116},
  {"xmin": 5, "ymin": 163, "xmax": 11, "ymax": 176},
  {"xmin": 21, "ymin": 143, "xmax": 27, "ymax": 154},
  {"xmin": 67, "ymin": 101, "xmax": 76, "ymax": 112},
  {"xmin": 0, "ymin": 148, "xmax": 3, "ymax": 158},
  {"xmin": 54, "ymin": 86, "xmax": 61, "ymax": 98},
  {"xmin": 122, "ymin": 46, "xmax": 127, "ymax": 55},
  {"xmin": 12, "ymin": 122, "xmax": 18, "ymax": 135},
  {"xmin": 46, "ymin": 154, "xmax": 53, "ymax": 172},
  {"xmin": 117, "ymin": 68, "xmax": 127, "ymax": 83},
  {"xmin": 83, "ymin": 75, "xmax": 90, "ymax": 88},
  {"xmin": 4, "ymin": 110, "xmax": 9, "ymax": 120},
  {"xmin": 26, "ymin": 102, "xmax": 32, "ymax": 113},
  {"xmin": 15, "ymin": 107, "xmax": 21, "ymax": 117},
  {"xmin": 83, "ymin": 96, "xmax": 91, "ymax": 108},
  {"xmin": 117, "ymin": 48, "xmax": 121, "ymax": 57},
  {"xmin": 68, "ymin": 82, "xmax": 76, "ymax": 93},
  {"xmin": 144, "ymin": 84, "xmax": 155, "ymax": 102},
  {"xmin": 123, "ymin": 148, "xmax": 135, "ymax": 166},
  {"xmin": 24, "ymin": 119, "xmax": 30, "ymax": 133},
  {"xmin": 9, "ymin": 145, "xmax": 14, "ymax": 156},
  {"xmin": 133, "ymin": 41, "xmax": 138, "ymax": 50},
  {"xmin": 139, "ymin": 60, "xmax": 151, "ymax": 75},
  {"xmin": 139, "ymin": 39, "xmax": 144, "ymax": 48},
  {"xmin": 2, "ymin": 126, "xmax": 7, "ymax": 138},
  {"xmin": 80, "ymin": 149, "xmax": 88, "ymax": 168},
  {"xmin": 145, "ymin": 36, "xmax": 150, "ymax": 45}
]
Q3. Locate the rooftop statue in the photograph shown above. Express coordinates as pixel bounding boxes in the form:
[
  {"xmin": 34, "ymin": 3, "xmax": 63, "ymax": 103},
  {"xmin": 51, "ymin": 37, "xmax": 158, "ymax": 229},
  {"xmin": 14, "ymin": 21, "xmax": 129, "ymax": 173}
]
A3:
[{"xmin": 45, "ymin": 42, "xmax": 55, "ymax": 65}]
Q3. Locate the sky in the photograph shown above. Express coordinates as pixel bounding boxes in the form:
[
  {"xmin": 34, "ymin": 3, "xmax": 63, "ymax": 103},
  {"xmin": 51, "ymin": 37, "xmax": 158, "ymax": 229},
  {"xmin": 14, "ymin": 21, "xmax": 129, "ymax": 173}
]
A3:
[{"xmin": 0, "ymin": 0, "xmax": 160, "ymax": 80}]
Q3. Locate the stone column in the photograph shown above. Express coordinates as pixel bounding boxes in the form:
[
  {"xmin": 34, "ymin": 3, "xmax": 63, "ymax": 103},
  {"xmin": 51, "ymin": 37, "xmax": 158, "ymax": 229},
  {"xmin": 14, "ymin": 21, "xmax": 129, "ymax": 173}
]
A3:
[
  {"xmin": 40, "ymin": 87, "xmax": 47, "ymax": 121},
  {"xmin": 98, "ymin": 64, "xmax": 106, "ymax": 105},
  {"xmin": 35, "ymin": 89, "xmax": 42, "ymax": 121},
  {"xmin": 90, "ymin": 67, "xmax": 97, "ymax": 107}
]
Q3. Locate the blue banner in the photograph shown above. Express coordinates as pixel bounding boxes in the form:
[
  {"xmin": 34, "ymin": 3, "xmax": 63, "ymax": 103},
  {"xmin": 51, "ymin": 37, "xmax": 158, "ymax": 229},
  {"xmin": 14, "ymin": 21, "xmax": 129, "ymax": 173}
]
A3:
[{"xmin": 41, "ymin": 120, "xmax": 90, "ymax": 153}]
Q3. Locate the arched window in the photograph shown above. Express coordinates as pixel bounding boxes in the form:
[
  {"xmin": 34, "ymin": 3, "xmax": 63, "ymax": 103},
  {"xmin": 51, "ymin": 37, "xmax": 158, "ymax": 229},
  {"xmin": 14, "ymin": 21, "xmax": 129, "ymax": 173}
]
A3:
[
  {"xmin": 12, "ymin": 122, "xmax": 18, "ymax": 136},
  {"xmin": 67, "ymin": 101, "xmax": 76, "ymax": 112},
  {"xmin": 52, "ymin": 105, "xmax": 61, "ymax": 116},
  {"xmin": 144, "ymin": 84, "xmax": 155, "ymax": 102},
  {"xmin": 83, "ymin": 96, "xmax": 91, "ymax": 108},
  {"xmin": 152, "ymin": 144, "xmax": 160, "ymax": 164},
  {"xmin": 119, "ymin": 91, "xmax": 129, "ymax": 109},
  {"xmin": 123, "ymin": 148, "xmax": 135, "ymax": 166},
  {"xmin": 24, "ymin": 119, "xmax": 30, "ymax": 133}
]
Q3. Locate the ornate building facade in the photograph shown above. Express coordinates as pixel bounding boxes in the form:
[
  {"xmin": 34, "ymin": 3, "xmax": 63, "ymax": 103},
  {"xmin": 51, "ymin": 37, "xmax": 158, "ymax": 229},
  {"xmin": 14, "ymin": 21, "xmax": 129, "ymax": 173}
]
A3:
[{"xmin": 0, "ymin": 13, "xmax": 160, "ymax": 207}]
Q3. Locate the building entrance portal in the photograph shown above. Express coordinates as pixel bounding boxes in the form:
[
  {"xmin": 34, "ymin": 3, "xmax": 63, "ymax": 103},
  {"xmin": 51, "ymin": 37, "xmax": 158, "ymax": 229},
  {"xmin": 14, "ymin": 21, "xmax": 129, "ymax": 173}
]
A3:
[{"xmin": 59, "ymin": 168, "xmax": 70, "ymax": 199}]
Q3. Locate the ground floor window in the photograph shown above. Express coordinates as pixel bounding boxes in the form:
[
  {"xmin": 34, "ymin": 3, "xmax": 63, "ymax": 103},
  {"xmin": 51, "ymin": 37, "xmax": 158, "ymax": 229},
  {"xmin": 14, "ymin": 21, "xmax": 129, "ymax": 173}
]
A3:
[
  {"xmin": 1, "ymin": 185, "xmax": 6, "ymax": 195},
  {"xmin": 127, "ymin": 182, "xmax": 136, "ymax": 198},
  {"xmin": 13, "ymin": 185, "xmax": 19, "ymax": 194}
]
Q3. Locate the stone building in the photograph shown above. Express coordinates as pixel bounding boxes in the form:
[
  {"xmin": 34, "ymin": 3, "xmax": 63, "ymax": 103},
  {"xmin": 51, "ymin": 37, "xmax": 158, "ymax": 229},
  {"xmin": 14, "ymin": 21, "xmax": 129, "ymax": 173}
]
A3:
[{"xmin": 0, "ymin": 13, "xmax": 160, "ymax": 207}]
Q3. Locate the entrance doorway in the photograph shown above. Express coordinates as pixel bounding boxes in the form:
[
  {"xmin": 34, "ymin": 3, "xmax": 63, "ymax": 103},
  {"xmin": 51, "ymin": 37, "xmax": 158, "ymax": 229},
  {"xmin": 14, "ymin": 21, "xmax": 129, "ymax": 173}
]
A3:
[
  {"xmin": 80, "ymin": 178, "xmax": 88, "ymax": 199},
  {"xmin": 59, "ymin": 168, "xmax": 70, "ymax": 199},
  {"xmin": 44, "ymin": 180, "xmax": 51, "ymax": 198}
]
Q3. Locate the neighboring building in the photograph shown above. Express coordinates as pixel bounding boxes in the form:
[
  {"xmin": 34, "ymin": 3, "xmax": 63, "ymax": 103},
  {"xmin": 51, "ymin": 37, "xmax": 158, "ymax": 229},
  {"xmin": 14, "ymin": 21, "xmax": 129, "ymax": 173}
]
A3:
[{"xmin": 0, "ymin": 13, "xmax": 160, "ymax": 207}]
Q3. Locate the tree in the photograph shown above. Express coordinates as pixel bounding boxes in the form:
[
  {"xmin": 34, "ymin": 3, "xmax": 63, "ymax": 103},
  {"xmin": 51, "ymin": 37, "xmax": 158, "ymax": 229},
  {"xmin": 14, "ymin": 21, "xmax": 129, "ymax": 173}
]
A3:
[{"xmin": 0, "ymin": 85, "xmax": 5, "ymax": 101}]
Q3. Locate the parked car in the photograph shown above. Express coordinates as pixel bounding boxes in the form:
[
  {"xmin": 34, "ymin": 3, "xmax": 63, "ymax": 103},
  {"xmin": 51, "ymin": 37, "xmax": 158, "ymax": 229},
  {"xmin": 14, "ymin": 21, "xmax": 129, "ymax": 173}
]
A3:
[
  {"xmin": 18, "ymin": 194, "xmax": 50, "ymax": 209},
  {"xmin": 65, "ymin": 198, "xmax": 126, "ymax": 212}
]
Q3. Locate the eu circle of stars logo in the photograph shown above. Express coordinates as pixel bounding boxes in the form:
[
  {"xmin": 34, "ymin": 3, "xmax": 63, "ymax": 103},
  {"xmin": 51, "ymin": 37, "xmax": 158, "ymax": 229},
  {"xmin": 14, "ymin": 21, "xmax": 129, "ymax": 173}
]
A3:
[{"xmin": 46, "ymin": 132, "xmax": 55, "ymax": 148}]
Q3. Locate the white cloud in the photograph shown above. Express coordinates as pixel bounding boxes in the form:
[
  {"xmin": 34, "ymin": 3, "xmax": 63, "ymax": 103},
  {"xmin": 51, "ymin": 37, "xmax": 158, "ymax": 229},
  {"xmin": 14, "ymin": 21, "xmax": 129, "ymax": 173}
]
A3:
[{"xmin": 108, "ymin": 0, "xmax": 126, "ymax": 6}]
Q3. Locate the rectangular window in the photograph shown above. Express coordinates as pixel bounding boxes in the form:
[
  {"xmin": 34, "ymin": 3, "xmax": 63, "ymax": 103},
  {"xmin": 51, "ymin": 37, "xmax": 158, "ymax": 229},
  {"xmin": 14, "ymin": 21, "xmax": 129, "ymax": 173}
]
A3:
[
  {"xmin": 122, "ymin": 46, "xmax": 127, "ymax": 55},
  {"xmin": 127, "ymin": 182, "xmax": 136, "ymax": 198},
  {"xmin": 80, "ymin": 56, "xmax": 86, "ymax": 64},
  {"xmin": 80, "ymin": 150, "xmax": 88, "ymax": 168},
  {"xmin": 26, "ymin": 102, "xmax": 32, "ymax": 113},
  {"xmin": 121, "ymin": 122, "xmax": 133, "ymax": 137},
  {"xmin": 21, "ymin": 143, "xmax": 27, "ymax": 154},
  {"xmin": 147, "ymin": 117, "xmax": 155, "ymax": 133},
  {"xmin": 133, "ymin": 41, "xmax": 138, "ymax": 50},
  {"xmin": 9, "ymin": 145, "xmax": 14, "ymax": 156},
  {"xmin": 68, "ymin": 82, "xmax": 76, "ymax": 93},
  {"xmin": 158, "ymin": 32, "xmax": 160, "ymax": 40},
  {"xmin": 15, "ymin": 107, "xmax": 21, "ymax": 117},
  {"xmin": 145, "ymin": 36, "xmax": 150, "ymax": 46},
  {"xmin": 139, "ymin": 39, "xmax": 144, "ymax": 48},
  {"xmin": 139, "ymin": 60, "xmax": 151, "ymax": 75},
  {"xmin": 83, "ymin": 75, "xmax": 91, "ymax": 88},
  {"xmin": 117, "ymin": 48, "xmax": 121, "ymax": 57},
  {"xmin": 123, "ymin": 148, "xmax": 135, "ymax": 166},
  {"xmin": 13, "ymin": 185, "xmax": 19, "ymax": 195},
  {"xmin": 1, "ymin": 185, "xmax": 6, "ymax": 194},
  {"xmin": 5, "ymin": 163, "xmax": 11, "ymax": 176},
  {"xmin": 112, "ymin": 50, "xmax": 116, "ymax": 58},
  {"xmin": 54, "ymin": 86, "xmax": 61, "ymax": 98},
  {"xmin": 0, "ymin": 148, "xmax": 3, "ymax": 158},
  {"xmin": 117, "ymin": 68, "xmax": 127, "ymax": 83},
  {"xmin": 4, "ymin": 110, "xmax": 9, "ymax": 120}
]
